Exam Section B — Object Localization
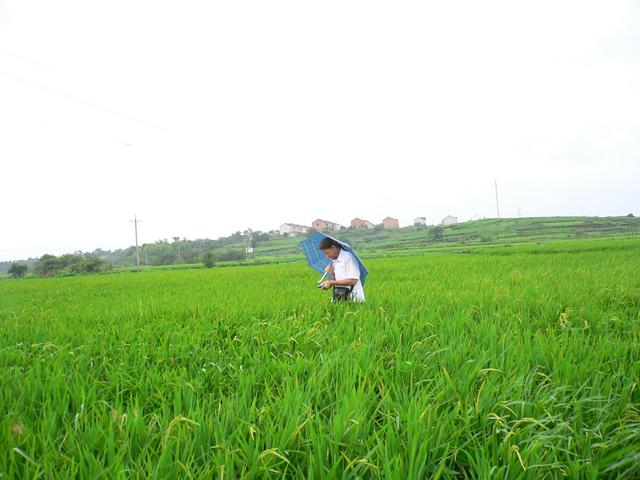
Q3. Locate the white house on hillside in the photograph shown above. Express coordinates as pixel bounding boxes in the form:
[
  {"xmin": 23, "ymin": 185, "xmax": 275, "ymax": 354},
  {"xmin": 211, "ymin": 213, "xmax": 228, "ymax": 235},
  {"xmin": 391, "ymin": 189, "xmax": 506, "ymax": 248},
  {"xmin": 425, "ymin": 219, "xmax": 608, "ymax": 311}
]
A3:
[
  {"xmin": 279, "ymin": 223, "xmax": 310, "ymax": 237},
  {"xmin": 414, "ymin": 217, "xmax": 427, "ymax": 226},
  {"xmin": 441, "ymin": 215, "xmax": 458, "ymax": 226}
]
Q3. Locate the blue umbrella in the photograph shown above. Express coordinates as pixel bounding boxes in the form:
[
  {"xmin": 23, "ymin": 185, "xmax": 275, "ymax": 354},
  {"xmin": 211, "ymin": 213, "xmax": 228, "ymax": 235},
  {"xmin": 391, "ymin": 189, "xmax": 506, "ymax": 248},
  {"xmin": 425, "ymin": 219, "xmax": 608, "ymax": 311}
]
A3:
[{"xmin": 300, "ymin": 232, "xmax": 369, "ymax": 286}]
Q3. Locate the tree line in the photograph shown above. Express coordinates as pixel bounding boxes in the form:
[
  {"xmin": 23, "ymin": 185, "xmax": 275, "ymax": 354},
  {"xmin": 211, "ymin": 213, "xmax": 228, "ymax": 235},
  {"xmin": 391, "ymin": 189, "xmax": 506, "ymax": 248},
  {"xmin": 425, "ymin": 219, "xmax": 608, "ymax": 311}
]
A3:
[
  {"xmin": 2, "ymin": 229, "xmax": 274, "ymax": 277},
  {"xmin": 91, "ymin": 230, "xmax": 270, "ymax": 268},
  {"xmin": 6, "ymin": 254, "xmax": 112, "ymax": 278}
]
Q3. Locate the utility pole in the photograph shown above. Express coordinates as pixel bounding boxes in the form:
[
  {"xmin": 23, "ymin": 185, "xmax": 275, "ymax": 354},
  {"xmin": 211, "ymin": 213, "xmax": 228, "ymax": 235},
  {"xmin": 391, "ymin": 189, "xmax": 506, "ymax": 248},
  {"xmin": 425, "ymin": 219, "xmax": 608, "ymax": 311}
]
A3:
[
  {"xmin": 173, "ymin": 236, "xmax": 182, "ymax": 264},
  {"xmin": 130, "ymin": 214, "xmax": 142, "ymax": 272},
  {"xmin": 494, "ymin": 180, "xmax": 501, "ymax": 219}
]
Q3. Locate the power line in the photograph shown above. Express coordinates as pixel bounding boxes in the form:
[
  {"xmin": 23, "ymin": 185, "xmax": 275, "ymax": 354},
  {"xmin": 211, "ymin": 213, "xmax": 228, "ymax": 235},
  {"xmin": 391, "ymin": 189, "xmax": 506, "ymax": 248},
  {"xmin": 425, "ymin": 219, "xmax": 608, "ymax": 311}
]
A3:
[
  {"xmin": 0, "ymin": 70, "xmax": 164, "ymax": 130},
  {"xmin": 0, "ymin": 48, "xmax": 54, "ymax": 69}
]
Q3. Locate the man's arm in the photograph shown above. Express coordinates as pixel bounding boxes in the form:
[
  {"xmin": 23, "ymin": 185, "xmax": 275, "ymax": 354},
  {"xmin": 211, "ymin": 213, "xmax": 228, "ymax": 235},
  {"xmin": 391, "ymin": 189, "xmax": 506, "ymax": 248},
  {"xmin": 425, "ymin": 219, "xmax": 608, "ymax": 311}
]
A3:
[
  {"xmin": 324, "ymin": 263, "xmax": 335, "ymax": 278},
  {"xmin": 320, "ymin": 277, "xmax": 357, "ymax": 289},
  {"xmin": 322, "ymin": 277, "xmax": 357, "ymax": 288},
  {"xmin": 320, "ymin": 255, "xmax": 359, "ymax": 289}
]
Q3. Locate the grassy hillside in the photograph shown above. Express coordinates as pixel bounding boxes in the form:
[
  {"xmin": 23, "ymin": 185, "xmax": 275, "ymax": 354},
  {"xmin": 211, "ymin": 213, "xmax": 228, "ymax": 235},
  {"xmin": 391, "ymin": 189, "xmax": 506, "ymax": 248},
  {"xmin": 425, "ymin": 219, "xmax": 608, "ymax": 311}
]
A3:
[
  {"xmin": 251, "ymin": 216, "xmax": 640, "ymax": 259},
  {"xmin": 111, "ymin": 216, "xmax": 640, "ymax": 272}
]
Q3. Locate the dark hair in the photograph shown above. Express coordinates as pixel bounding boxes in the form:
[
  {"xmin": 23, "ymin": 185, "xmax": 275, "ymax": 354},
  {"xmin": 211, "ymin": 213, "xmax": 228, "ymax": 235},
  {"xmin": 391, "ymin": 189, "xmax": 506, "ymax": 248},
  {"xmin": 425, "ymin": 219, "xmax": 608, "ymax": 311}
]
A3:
[{"xmin": 319, "ymin": 238, "xmax": 339, "ymax": 250}]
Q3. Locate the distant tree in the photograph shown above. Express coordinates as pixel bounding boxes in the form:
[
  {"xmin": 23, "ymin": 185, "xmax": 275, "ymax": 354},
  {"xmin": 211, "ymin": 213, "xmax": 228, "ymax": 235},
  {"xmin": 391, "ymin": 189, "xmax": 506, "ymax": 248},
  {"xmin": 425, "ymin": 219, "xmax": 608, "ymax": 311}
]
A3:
[
  {"xmin": 216, "ymin": 249, "xmax": 245, "ymax": 262},
  {"xmin": 34, "ymin": 254, "xmax": 62, "ymax": 277},
  {"xmin": 252, "ymin": 231, "xmax": 270, "ymax": 243},
  {"xmin": 627, "ymin": 213, "xmax": 634, "ymax": 217},
  {"xmin": 243, "ymin": 229, "xmax": 254, "ymax": 248},
  {"xmin": 33, "ymin": 254, "xmax": 111, "ymax": 277},
  {"xmin": 159, "ymin": 251, "xmax": 177, "ymax": 265},
  {"xmin": 202, "ymin": 251, "xmax": 216, "ymax": 268},
  {"xmin": 8, "ymin": 263, "xmax": 28, "ymax": 279},
  {"xmin": 78, "ymin": 256, "xmax": 109, "ymax": 273},
  {"xmin": 430, "ymin": 225, "xmax": 444, "ymax": 241}
]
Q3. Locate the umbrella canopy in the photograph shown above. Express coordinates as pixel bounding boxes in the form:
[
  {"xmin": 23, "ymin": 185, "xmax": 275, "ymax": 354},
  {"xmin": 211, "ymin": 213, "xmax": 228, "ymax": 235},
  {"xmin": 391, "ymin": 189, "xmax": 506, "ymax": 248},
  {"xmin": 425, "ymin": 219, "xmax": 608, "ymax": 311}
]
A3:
[{"xmin": 300, "ymin": 232, "xmax": 369, "ymax": 286}]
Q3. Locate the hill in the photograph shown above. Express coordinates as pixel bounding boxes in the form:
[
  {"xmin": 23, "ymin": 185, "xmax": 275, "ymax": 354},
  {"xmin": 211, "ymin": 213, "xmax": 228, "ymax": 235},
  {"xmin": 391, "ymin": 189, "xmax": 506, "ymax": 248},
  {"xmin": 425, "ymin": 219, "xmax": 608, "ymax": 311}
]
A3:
[
  {"xmin": 243, "ymin": 215, "xmax": 640, "ymax": 264},
  {"xmin": 1, "ymin": 216, "xmax": 639, "ymax": 274}
]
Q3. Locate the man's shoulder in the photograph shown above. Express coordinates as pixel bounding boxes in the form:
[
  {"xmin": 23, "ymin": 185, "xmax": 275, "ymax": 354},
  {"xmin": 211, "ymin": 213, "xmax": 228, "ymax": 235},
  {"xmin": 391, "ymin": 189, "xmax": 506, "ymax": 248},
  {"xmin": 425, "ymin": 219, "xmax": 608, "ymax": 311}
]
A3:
[{"xmin": 339, "ymin": 249, "xmax": 356, "ymax": 261}]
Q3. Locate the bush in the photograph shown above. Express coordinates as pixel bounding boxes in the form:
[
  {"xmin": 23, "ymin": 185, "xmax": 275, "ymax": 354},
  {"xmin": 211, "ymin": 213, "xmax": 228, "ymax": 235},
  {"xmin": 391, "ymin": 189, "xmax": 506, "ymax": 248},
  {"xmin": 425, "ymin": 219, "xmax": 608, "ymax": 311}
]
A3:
[
  {"xmin": 202, "ymin": 251, "xmax": 216, "ymax": 268},
  {"xmin": 216, "ymin": 249, "xmax": 245, "ymax": 262},
  {"xmin": 8, "ymin": 263, "xmax": 28, "ymax": 279},
  {"xmin": 202, "ymin": 249, "xmax": 246, "ymax": 266},
  {"xmin": 430, "ymin": 225, "xmax": 444, "ymax": 241},
  {"xmin": 33, "ymin": 254, "xmax": 111, "ymax": 277}
]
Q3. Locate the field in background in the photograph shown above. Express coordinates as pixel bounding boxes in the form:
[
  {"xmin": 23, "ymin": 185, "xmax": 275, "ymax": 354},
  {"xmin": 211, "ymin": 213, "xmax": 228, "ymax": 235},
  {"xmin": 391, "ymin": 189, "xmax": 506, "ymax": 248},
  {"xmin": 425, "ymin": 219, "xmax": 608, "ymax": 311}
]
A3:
[{"xmin": 1, "ymin": 237, "xmax": 639, "ymax": 478}]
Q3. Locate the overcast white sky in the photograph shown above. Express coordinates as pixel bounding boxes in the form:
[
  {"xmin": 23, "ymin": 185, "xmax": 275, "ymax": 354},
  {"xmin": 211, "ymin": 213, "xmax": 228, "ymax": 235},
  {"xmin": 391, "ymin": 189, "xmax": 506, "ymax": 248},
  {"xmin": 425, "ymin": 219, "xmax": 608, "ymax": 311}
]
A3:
[{"xmin": 1, "ymin": 1, "xmax": 639, "ymax": 260}]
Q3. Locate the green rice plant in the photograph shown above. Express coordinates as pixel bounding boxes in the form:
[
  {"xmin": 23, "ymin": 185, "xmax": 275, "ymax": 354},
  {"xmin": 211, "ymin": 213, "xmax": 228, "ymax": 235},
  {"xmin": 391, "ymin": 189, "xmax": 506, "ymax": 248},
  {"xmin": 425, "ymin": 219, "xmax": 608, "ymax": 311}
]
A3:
[{"xmin": 1, "ymin": 237, "xmax": 639, "ymax": 478}]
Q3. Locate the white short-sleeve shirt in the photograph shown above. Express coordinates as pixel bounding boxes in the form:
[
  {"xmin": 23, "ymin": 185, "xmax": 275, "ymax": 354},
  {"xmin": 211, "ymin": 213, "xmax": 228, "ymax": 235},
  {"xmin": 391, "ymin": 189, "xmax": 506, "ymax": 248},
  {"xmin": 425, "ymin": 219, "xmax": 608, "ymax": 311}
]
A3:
[{"xmin": 333, "ymin": 249, "xmax": 365, "ymax": 302}]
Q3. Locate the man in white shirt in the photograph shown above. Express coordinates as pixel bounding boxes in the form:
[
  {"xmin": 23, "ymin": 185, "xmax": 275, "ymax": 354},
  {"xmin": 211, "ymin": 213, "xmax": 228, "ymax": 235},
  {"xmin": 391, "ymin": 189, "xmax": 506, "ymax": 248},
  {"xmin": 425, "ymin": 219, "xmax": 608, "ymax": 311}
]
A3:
[{"xmin": 317, "ymin": 238, "xmax": 366, "ymax": 302}]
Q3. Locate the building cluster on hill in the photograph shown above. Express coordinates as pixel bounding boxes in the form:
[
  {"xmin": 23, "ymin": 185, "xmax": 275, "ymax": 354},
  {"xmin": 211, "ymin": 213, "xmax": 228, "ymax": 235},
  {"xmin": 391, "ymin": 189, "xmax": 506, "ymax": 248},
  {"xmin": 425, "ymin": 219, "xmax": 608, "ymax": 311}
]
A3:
[{"xmin": 278, "ymin": 214, "xmax": 458, "ymax": 237}]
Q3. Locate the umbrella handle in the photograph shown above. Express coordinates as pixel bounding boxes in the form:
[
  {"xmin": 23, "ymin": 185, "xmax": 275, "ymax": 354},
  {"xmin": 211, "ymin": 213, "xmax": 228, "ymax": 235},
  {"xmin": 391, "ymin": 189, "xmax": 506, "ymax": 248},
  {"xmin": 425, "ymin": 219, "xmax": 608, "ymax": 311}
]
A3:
[{"xmin": 317, "ymin": 271, "xmax": 328, "ymax": 284}]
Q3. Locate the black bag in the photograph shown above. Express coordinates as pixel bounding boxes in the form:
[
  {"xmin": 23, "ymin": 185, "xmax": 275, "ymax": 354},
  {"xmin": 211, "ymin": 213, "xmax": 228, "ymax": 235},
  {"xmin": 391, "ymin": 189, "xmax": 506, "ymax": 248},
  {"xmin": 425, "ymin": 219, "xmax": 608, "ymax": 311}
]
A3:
[{"xmin": 332, "ymin": 285, "xmax": 353, "ymax": 302}]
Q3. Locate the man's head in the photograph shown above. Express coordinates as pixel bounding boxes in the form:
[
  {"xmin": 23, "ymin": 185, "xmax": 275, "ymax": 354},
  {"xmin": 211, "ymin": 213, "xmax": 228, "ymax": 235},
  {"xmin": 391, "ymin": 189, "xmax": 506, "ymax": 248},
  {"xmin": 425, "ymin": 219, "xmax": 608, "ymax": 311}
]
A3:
[{"xmin": 319, "ymin": 237, "xmax": 341, "ymax": 260}]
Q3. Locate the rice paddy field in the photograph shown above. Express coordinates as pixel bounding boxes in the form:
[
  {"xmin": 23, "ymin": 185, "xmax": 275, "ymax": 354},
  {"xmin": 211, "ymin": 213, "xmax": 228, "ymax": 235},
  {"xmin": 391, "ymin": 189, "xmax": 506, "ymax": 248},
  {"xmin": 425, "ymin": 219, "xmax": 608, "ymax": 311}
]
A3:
[{"xmin": 1, "ymin": 237, "xmax": 639, "ymax": 479}]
